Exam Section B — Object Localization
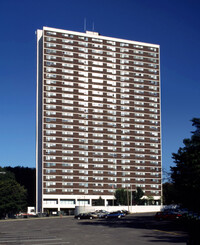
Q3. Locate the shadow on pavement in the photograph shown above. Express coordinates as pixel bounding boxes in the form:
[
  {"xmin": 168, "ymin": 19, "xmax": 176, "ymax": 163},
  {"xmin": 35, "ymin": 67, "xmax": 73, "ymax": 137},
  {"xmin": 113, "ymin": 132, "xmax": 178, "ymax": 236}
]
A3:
[{"xmin": 78, "ymin": 214, "xmax": 188, "ymax": 244}]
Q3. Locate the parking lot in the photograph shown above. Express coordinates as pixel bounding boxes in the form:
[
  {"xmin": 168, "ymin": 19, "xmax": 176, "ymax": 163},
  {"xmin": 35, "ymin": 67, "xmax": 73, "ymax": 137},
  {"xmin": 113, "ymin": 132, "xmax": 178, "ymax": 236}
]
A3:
[{"xmin": 0, "ymin": 213, "xmax": 188, "ymax": 245}]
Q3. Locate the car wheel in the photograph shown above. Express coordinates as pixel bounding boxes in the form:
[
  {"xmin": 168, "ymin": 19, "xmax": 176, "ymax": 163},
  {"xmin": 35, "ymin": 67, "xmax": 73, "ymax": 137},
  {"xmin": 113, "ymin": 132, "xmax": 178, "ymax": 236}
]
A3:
[
  {"xmin": 78, "ymin": 217, "xmax": 80, "ymax": 220},
  {"xmin": 118, "ymin": 215, "xmax": 121, "ymax": 218},
  {"xmin": 90, "ymin": 216, "xmax": 93, "ymax": 220}
]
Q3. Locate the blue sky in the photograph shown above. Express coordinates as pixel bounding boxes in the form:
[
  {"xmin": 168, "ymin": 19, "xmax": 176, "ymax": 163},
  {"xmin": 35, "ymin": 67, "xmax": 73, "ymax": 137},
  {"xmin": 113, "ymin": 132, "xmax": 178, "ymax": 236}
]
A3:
[{"xmin": 0, "ymin": 0, "xmax": 199, "ymax": 177}]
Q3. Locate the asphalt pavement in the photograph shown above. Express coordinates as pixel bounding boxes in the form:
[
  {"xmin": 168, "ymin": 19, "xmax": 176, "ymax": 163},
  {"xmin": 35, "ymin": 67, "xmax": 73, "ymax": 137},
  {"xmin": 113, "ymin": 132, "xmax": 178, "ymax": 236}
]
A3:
[{"xmin": 0, "ymin": 213, "xmax": 188, "ymax": 245}]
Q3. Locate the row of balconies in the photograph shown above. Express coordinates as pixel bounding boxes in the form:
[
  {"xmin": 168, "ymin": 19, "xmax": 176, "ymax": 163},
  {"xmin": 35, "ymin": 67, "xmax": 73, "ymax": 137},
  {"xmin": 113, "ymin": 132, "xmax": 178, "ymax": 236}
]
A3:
[
  {"xmin": 44, "ymin": 31, "xmax": 158, "ymax": 53},
  {"xmin": 44, "ymin": 51, "xmax": 158, "ymax": 67},
  {"xmin": 44, "ymin": 67, "xmax": 159, "ymax": 82},
  {"xmin": 44, "ymin": 58, "xmax": 159, "ymax": 75},
  {"xmin": 43, "ymin": 135, "xmax": 160, "ymax": 144},
  {"xmin": 43, "ymin": 188, "xmax": 161, "ymax": 196},
  {"xmin": 43, "ymin": 182, "xmax": 161, "ymax": 189},
  {"xmin": 43, "ymin": 89, "xmax": 160, "ymax": 103},
  {"xmin": 43, "ymin": 168, "xmax": 161, "ymax": 177},
  {"xmin": 44, "ymin": 33, "xmax": 159, "ymax": 53},
  {"xmin": 43, "ymin": 40, "xmax": 159, "ymax": 60}
]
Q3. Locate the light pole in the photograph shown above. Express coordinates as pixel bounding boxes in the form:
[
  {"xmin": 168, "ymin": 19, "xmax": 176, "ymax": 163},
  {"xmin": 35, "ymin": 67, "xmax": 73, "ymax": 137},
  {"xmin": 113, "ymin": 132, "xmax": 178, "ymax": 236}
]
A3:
[
  {"xmin": 130, "ymin": 185, "xmax": 132, "ymax": 212},
  {"xmin": 126, "ymin": 188, "xmax": 129, "ymax": 212}
]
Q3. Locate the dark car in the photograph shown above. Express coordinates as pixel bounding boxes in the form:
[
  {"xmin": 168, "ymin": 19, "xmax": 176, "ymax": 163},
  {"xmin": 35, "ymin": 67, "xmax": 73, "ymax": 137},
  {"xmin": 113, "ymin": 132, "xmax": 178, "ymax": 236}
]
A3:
[
  {"xmin": 121, "ymin": 210, "xmax": 130, "ymax": 215},
  {"xmin": 74, "ymin": 213, "xmax": 97, "ymax": 220},
  {"xmin": 105, "ymin": 211, "xmax": 125, "ymax": 219},
  {"xmin": 155, "ymin": 212, "xmax": 169, "ymax": 220},
  {"xmin": 167, "ymin": 212, "xmax": 182, "ymax": 220},
  {"xmin": 155, "ymin": 211, "xmax": 182, "ymax": 221}
]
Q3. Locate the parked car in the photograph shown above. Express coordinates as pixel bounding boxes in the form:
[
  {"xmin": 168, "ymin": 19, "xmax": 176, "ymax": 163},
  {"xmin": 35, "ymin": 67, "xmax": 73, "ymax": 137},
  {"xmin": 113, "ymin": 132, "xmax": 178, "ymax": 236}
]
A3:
[
  {"xmin": 167, "ymin": 212, "xmax": 182, "ymax": 220},
  {"xmin": 120, "ymin": 210, "xmax": 130, "ymax": 215},
  {"xmin": 155, "ymin": 211, "xmax": 182, "ymax": 221},
  {"xmin": 155, "ymin": 212, "xmax": 167, "ymax": 220},
  {"xmin": 96, "ymin": 210, "xmax": 109, "ymax": 218},
  {"xmin": 74, "ymin": 213, "xmax": 97, "ymax": 220},
  {"xmin": 89, "ymin": 212, "xmax": 98, "ymax": 218},
  {"xmin": 16, "ymin": 212, "xmax": 39, "ymax": 218},
  {"xmin": 105, "ymin": 211, "xmax": 125, "ymax": 219}
]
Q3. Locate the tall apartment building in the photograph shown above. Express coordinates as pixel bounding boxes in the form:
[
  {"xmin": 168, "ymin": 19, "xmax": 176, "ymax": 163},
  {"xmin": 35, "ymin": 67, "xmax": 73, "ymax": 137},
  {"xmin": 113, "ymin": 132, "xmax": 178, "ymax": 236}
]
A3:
[{"xmin": 36, "ymin": 26, "xmax": 161, "ymax": 213}]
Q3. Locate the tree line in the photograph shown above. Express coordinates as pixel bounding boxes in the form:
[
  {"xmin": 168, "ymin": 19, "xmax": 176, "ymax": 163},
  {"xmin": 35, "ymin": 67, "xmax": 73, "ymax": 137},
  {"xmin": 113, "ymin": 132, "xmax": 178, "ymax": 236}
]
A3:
[{"xmin": 0, "ymin": 166, "xmax": 35, "ymax": 218}]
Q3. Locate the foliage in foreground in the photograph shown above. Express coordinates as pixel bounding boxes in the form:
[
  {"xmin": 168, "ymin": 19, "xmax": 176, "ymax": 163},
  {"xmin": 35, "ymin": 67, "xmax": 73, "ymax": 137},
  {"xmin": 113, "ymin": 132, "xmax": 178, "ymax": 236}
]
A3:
[
  {"xmin": 170, "ymin": 118, "xmax": 200, "ymax": 211},
  {"xmin": 0, "ymin": 169, "xmax": 27, "ymax": 217}
]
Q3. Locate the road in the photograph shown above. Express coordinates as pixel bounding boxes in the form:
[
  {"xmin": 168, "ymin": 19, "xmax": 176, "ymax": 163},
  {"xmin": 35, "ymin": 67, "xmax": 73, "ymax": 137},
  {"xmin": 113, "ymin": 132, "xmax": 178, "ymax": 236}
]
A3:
[{"xmin": 0, "ymin": 213, "xmax": 188, "ymax": 245}]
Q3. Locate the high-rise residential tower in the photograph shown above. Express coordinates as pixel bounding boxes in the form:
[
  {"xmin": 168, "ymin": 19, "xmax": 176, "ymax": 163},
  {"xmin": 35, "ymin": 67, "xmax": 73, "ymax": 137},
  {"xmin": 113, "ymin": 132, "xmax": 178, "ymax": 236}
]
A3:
[{"xmin": 36, "ymin": 26, "xmax": 161, "ymax": 213}]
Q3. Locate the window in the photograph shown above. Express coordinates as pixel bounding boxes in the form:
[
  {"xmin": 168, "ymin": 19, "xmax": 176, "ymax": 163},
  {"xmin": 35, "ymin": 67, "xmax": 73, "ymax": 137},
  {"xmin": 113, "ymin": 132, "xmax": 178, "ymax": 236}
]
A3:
[
  {"xmin": 46, "ymin": 74, "xmax": 57, "ymax": 79},
  {"xmin": 46, "ymin": 31, "xmax": 56, "ymax": 36},
  {"xmin": 62, "ymin": 189, "xmax": 73, "ymax": 192},
  {"xmin": 62, "ymin": 45, "xmax": 73, "ymax": 50},
  {"xmin": 78, "ymin": 36, "xmax": 88, "ymax": 41},
  {"xmin": 79, "ymin": 53, "xmax": 88, "ymax": 59},
  {"xmin": 92, "ymin": 49, "xmax": 103, "ymax": 54},
  {"xmin": 60, "ymin": 199, "xmax": 75, "ymax": 205},
  {"xmin": 62, "ymin": 63, "xmax": 74, "ymax": 68},
  {"xmin": 62, "ymin": 144, "xmax": 73, "ymax": 148},
  {"xmin": 92, "ymin": 55, "xmax": 103, "ymax": 60},
  {"xmin": 93, "ymin": 61, "xmax": 103, "ymax": 66},
  {"xmin": 63, "ymin": 51, "xmax": 73, "ymax": 56},
  {"xmin": 107, "ymin": 63, "xmax": 116, "ymax": 68},
  {"xmin": 78, "ymin": 41, "xmax": 88, "ymax": 47},
  {"xmin": 46, "ymin": 169, "xmax": 56, "ymax": 173},
  {"xmin": 107, "ymin": 57, "xmax": 116, "ymax": 63},
  {"xmin": 46, "ymin": 36, "xmax": 56, "ymax": 41},
  {"xmin": 107, "ymin": 46, "xmax": 116, "ymax": 51},
  {"xmin": 46, "ymin": 55, "xmax": 56, "ymax": 60},
  {"xmin": 62, "ymin": 69, "xmax": 74, "ymax": 74},
  {"xmin": 92, "ymin": 38, "xmax": 103, "ymax": 43},
  {"xmin": 92, "ymin": 73, "xmax": 103, "ymax": 78},
  {"xmin": 120, "ymin": 48, "xmax": 129, "ymax": 53},
  {"xmin": 46, "ymin": 135, "xmax": 56, "ymax": 141},
  {"xmin": 106, "ymin": 40, "xmax": 115, "ymax": 45},
  {"xmin": 93, "ymin": 127, "xmax": 103, "ymax": 132},
  {"xmin": 62, "ymin": 39, "xmax": 73, "ymax": 44}
]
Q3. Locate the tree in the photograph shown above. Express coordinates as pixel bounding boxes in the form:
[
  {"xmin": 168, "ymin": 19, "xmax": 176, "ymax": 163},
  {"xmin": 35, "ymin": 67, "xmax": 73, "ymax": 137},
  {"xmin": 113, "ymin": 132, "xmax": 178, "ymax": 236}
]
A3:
[
  {"xmin": 170, "ymin": 118, "xmax": 200, "ymax": 211},
  {"xmin": 162, "ymin": 182, "xmax": 177, "ymax": 205},
  {"xmin": 5, "ymin": 166, "xmax": 36, "ymax": 206},
  {"xmin": 114, "ymin": 188, "xmax": 131, "ymax": 205},
  {"xmin": 0, "ymin": 168, "xmax": 15, "ymax": 181},
  {"xmin": 0, "ymin": 171, "xmax": 27, "ymax": 218},
  {"xmin": 93, "ymin": 196, "xmax": 105, "ymax": 206},
  {"xmin": 132, "ymin": 187, "xmax": 144, "ymax": 205}
]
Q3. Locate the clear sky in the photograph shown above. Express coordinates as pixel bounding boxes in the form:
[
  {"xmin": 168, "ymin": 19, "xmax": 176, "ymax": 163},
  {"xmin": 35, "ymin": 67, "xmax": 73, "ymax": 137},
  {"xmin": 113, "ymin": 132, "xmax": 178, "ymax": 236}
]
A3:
[{"xmin": 0, "ymin": 0, "xmax": 199, "ymax": 177}]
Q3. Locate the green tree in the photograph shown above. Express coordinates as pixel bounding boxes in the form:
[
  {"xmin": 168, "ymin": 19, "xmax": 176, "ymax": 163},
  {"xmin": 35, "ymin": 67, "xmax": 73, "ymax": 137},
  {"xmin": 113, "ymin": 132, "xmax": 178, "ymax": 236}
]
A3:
[
  {"xmin": 171, "ymin": 118, "xmax": 200, "ymax": 211},
  {"xmin": 0, "ymin": 168, "xmax": 15, "ymax": 181},
  {"xmin": 5, "ymin": 166, "xmax": 36, "ymax": 206},
  {"xmin": 92, "ymin": 196, "xmax": 104, "ymax": 206},
  {"xmin": 96, "ymin": 196, "xmax": 104, "ymax": 206},
  {"xmin": 114, "ymin": 188, "xmax": 131, "ymax": 205},
  {"xmin": 0, "ymin": 169, "xmax": 27, "ymax": 218},
  {"xmin": 162, "ymin": 182, "xmax": 177, "ymax": 205},
  {"xmin": 132, "ymin": 187, "xmax": 144, "ymax": 205}
]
